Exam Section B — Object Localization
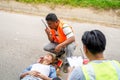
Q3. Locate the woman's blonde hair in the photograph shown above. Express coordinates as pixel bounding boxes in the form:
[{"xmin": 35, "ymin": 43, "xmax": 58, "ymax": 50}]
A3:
[{"xmin": 47, "ymin": 53, "xmax": 55, "ymax": 64}]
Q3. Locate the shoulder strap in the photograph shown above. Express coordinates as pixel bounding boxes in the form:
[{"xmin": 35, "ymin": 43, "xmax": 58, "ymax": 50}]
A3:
[
  {"xmin": 82, "ymin": 64, "xmax": 96, "ymax": 80},
  {"xmin": 110, "ymin": 60, "xmax": 120, "ymax": 80}
]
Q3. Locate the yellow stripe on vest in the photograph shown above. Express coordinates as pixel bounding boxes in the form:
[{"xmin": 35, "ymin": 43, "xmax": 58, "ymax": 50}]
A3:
[{"xmin": 82, "ymin": 60, "xmax": 120, "ymax": 80}]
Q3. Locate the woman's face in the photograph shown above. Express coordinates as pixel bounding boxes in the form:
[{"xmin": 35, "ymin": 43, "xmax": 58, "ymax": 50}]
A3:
[{"xmin": 44, "ymin": 54, "xmax": 53, "ymax": 64}]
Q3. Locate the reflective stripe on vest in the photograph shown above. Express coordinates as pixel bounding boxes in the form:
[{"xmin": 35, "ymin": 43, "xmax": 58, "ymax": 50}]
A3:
[
  {"xmin": 82, "ymin": 60, "xmax": 120, "ymax": 80},
  {"xmin": 50, "ymin": 21, "xmax": 70, "ymax": 43},
  {"xmin": 111, "ymin": 60, "xmax": 120, "ymax": 80}
]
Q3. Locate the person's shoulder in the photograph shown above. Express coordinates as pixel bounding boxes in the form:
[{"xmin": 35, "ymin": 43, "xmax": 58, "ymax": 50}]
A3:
[
  {"xmin": 62, "ymin": 23, "xmax": 71, "ymax": 29},
  {"xmin": 71, "ymin": 67, "xmax": 84, "ymax": 76},
  {"xmin": 69, "ymin": 67, "xmax": 85, "ymax": 80},
  {"xmin": 63, "ymin": 24, "xmax": 69, "ymax": 27},
  {"xmin": 74, "ymin": 67, "xmax": 83, "ymax": 72},
  {"xmin": 111, "ymin": 60, "xmax": 120, "ymax": 66},
  {"xmin": 112, "ymin": 60, "xmax": 120, "ymax": 63},
  {"xmin": 29, "ymin": 64, "xmax": 34, "ymax": 67}
]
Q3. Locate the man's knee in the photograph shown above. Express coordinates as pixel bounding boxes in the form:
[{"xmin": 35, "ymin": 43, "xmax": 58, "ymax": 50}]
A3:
[
  {"xmin": 43, "ymin": 45, "xmax": 51, "ymax": 51},
  {"xmin": 65, "ymin": 42, "xmax": 76, "ymax": 57},
  {"xmin": 43, "ymin": 43, "xmax": 57, "ymax": 51},
  {"xmin": 66, "ymin": 42, "xmax": 76, "ymax": 51}
]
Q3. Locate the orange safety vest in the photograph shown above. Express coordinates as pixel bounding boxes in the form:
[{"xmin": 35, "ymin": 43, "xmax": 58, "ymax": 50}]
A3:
[{"xmin": 50, "ymin": 21, "xmax": 70, "ymax": 43}]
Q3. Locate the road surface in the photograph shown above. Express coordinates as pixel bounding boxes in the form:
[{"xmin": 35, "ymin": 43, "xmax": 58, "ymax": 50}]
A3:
[{"xmin": 0, "ymin": 11, "xmax": 120, "ymax": 80}]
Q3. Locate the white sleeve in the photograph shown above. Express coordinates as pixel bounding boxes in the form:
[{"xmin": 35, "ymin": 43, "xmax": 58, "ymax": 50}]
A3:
[{"xmin": 63, "ymin": 24, "xmax": 74, "ymax": 39}]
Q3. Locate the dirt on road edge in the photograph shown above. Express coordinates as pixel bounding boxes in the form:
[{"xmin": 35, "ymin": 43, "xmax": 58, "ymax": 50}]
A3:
[{"xmin": 0, "ymin": 1, "xmax": 120, "ymax": 28}]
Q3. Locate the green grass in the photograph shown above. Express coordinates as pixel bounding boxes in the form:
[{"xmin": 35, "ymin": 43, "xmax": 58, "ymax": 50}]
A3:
[{"xmin": 16, "ymin": 0, "xmax": 120, "ymax": 9}]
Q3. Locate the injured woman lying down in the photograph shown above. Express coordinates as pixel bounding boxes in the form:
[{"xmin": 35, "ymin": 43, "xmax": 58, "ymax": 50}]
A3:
[{"xmin": 20, "ymin": 53, "xmax": 57, "ymax": 80}]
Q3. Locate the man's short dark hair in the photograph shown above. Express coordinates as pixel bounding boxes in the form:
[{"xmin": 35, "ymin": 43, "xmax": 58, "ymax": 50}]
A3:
[
  {"xmin": 82, "ymin": 30, "xmax": 106, "ymax": 55},
  {"xmin": 46, "ymin": 13, "xmax": 58, "ymax": 22}
]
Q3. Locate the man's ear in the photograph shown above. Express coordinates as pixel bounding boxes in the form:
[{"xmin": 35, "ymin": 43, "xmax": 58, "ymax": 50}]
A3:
[
  {"xmin": 56, "ymin": 20, "xmax": 59, "ymax": 23},
  {"xmin": 55, "ymin": 21, "xmax": 58, "ymax": 24}
]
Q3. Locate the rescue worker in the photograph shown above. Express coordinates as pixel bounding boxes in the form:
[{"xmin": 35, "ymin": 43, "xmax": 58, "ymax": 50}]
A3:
[
  {"xmin": 68, "ymin": 30, "xmax": 120, "ymax": 80},
  {"xmin": 44, "ymin": 13, "xmax": 76, "ymax": 65}
]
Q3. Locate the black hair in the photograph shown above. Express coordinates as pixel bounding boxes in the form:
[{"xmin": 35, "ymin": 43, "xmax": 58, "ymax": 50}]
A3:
[
  {"xmin": 46, "ymin": 13, "xmax": 58, "ymax": 22},
  {"xmin": 52, "ymin": 77, "xmax": 61, "ymax": 80},
  {"xmin": 82, "ymin": 30, "xmax": 106, "ymax": 55}
]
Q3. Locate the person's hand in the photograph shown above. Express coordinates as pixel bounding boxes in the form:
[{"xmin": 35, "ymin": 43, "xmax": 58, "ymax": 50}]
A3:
[
  {"xmin": 45, "ymin": 28, "xmax": 50, "ymax": 35},
  {"xmin": 36, "ymin": 73, "xmax": 52, "ymax": 80},
  {"xmin": 36, "ymin": 73, "xmax": 43, "ymax": 78},
  {"xmin": 27, "ymin": 71, "xmax": 40, "ymax": 77},
  {"xmin": 68, "ymin": 67, "xmax": 75, "ymax": 73},
  {"xmin": 55, "ymin": 44, "xmax": 62, "ymax": 53},
  {"xmin": 37, "ymin": 57, "xmax": 44, "ymax": 63}
]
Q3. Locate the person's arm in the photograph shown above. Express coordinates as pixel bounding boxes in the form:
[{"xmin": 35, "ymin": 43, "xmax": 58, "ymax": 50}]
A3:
[
  {"xmin": 55, "ymin": 36, "xmax": 75, "ymax": 52},
  {"xmin": 20, "ymin": 65, "xmax": 32, "ymax": 79},
  {"xmin": 60, "ymin": 24, "xmax": 75, "ymax": 47},
  {"xmin": 67, "ymin": 67, "xmax": 84, "ymax": 80},
  {"xmin": 20, "ymin": 65, "xmax": 39, "ymax": 79},
  {"xmin": 67, "ymin": 67, "xmax": 74, "ymax": 80},
  {"xmin": 37, "ymin": 74, "xmax": 52, "ymax": 80},
  {"xmin": 20, "ymin": 72, "xmax": 29, "ymax": 79},
  {"xmin": 59, "ymin": 36, "xmax": 75, "ymax": 47},
  {"xmin": 36, "ymin": 66, "xmax": 57, "ymax": 80},
  {"xmin": 48, "ymin": 66, "xmax": 57, "ymax": 78},
  {"xmin": 45, "ymin": 28, "xmax": 54, "ymax": 42},
  {"xmin": 55, "ymin": 25, "xmax": 75, "ymax": 52},
  {"xmin": 20, "ymin": 71, "xmax": 40, "ymax": 79}
]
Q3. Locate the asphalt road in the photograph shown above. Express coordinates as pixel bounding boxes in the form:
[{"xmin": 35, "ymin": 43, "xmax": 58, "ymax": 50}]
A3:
[{"xmin": 0, "ymin": 11, "xmax": 120, "ymax": 80}]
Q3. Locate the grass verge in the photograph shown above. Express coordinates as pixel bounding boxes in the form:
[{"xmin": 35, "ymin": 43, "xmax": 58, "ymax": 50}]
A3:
[{"xmin": 16, "ymin": 0, "xmax": 120, "ymax": 10}]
